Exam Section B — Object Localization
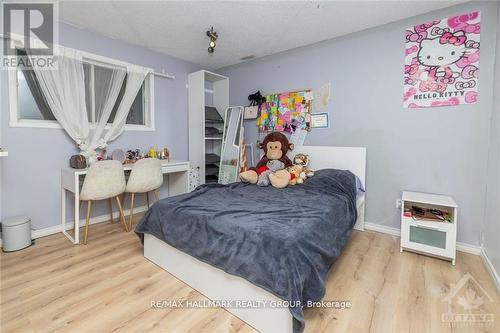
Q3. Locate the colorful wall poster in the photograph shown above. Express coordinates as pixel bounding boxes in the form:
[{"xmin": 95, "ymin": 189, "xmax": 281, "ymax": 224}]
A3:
[
  {"xmin": 256, "ymin": 90, "xmax": 312, "ymax": 132},
  {"xmin": 403, "ymin": 11, "xmax": 480, "ymax": 108}
]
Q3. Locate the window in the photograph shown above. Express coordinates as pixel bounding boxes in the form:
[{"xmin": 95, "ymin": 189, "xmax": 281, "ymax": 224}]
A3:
[{"xmin": 10, "ymin": 48, "xmax": 154, "ymax": 130}]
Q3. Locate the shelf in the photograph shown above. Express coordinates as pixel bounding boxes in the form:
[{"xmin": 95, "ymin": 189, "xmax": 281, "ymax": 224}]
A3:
[
  {"xmin": 205, "ymin": 153, "xmax": 220, "ymax": 164},
  {"xmin": 205, "ymin": 137, "xmax": 223, "ymax": 140},
  {"xmin": 402, "ymin": 217, "xmax": 454, "ymax": 229},
  {"xmin": 205, "ymin": 175, "xmax": 219, "ymax": 183},
  {"xmin": 0, "ymin": 151, "xmax": 8, "ymax": 157},
  {"xmin": 205, "ymin": 164, "xmax": 219, "ymax": 176}
]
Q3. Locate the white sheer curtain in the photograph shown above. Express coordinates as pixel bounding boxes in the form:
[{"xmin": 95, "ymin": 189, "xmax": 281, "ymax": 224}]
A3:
[
  {"xmin": 82, "ymin": 66, "xmax": 126, "ymax": 162},
  {"xmin": 30, "ymin": 47, "xmax": 149, "ymax": 164},
  {"xmin": 30, "ymin": 47, "xmax": 89, "ymax": 148},
  {"xmin": 104, "ymin": 65, "xmax": 149, "ymax": 142}
]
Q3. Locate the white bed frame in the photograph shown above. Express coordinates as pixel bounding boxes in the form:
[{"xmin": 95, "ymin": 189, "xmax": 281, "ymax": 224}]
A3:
[{"xmin": 144, "ymin": 146, "xmax": 366, "ymax": 333}]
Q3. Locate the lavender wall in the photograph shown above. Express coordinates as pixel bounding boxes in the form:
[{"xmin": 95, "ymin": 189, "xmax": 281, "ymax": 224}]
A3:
[
  {"xmin": 0, "ymin": 21, "xmax": 201, "ymax": 231},
  {"xmin": 483, "ymin": 3, "xmax": 500, "ymax": 283},
  {"xmin": 219, "ymin": 2, "xmax": 499, "ymax": 245}
]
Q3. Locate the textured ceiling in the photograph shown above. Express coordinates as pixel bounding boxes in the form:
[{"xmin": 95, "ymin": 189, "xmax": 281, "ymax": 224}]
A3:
[{"xmin": 59, "ymin": 1, "xmax": 467, "ymax": 69}]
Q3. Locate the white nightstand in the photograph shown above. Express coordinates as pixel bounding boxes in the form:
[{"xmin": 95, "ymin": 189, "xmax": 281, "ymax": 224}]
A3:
[{"xmin": 400, "ymin": 191, "xmax": 457, "ymax": 265}]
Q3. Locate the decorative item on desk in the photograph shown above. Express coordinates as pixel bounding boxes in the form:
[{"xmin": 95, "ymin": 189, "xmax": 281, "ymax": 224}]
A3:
[
  {"xmin": 111, "ymin": 149, "xmax": 126, "ymax": 163},
  {"xmin": 162, "ymin": 148, "xmax": 170, "ymax": 161},
  {"xmin": 69, "ymin": 154, "xmax": 87, "ymax": 169},
  {"xmin": 125, "ymin": 149, "xmax": 141, "ymax": 163},
  {"xmin": 148, "ymin": 147, "xmax": 156, "ymax": 158},
  {"xmin": 96, "ymin": 149, "xmax": 106, "ymax": 161}
]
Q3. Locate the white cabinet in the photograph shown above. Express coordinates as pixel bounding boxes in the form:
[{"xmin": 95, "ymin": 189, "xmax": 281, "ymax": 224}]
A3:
[
  {"xmin": 400, "ymin": 191, "xmax": 457, "ymax": 265},
  {"xmin": 188, "ymin": 70, "xmax": 229, "ymax": 185}
]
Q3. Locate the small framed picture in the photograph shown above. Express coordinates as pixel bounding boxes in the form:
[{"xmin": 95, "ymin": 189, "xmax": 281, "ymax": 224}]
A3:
[
  {"xmin": 244, "ymin": 106, "xmax": 259, "ymax": 119},
  {"xmin": 310, "ymin": 112, "xmax": 329, "ymax": 129}
]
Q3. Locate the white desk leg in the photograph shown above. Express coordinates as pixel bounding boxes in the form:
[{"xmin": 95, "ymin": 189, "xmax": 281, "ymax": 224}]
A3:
[
  {"xmin": 168, "ymin": 171, "xmax": 189, "ymax": 196},
  {"xmin": 61, "ymin": 186, "xmax": 66, "ymax": 235},
  {"xmin": 74, "ymin": 176, "xmax": 80, "ymax": 244},
  {"xmin": 62, "ymin": 185, "xmax": 77, "ymax": 244}
]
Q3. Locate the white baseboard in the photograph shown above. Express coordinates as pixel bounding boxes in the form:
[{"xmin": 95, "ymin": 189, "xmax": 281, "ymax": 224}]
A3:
[
  {"xmin": 364, "ymin": 222, "xmax": 400, "ymax": 237},
  {"xmin": 363, "ymin": 221, "xmax": 482, "ymax": 255},
  {"xmin": 480, "ymin": 248, "xmax": 500, "ymax": 293},
  {"xmin": 0, "ymin": 206, "xmax": 148, "ymax": 247}
]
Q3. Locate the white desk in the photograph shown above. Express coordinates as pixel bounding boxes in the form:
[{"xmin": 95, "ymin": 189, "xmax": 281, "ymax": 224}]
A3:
[{"xmin": 61, "ymin": 160, "xmax": 190, "ymax": 244}]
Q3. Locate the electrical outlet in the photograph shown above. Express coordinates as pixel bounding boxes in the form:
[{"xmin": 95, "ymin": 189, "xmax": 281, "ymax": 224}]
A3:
[{"xmin": 396, "ymin": 199, "xmax": 402, "ymax": 209}]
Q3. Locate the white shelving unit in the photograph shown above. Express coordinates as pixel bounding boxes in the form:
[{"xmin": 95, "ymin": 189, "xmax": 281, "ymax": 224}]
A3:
[
  {"xmin": 400, "ymin": 191, "xmax": 458, "ymax": 265},
  {"xmin": 188, "ymin": 70, "xmax": 229, "ymax": 185}
]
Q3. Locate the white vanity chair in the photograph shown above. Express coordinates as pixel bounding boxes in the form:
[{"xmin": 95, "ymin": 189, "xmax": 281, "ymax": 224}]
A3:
[
  {"xmin": 80, "ymin": 160, "xmax": 129, "ymax": 244},
  {"xmin": 125, "ymin": 158, "xmax": 163, "ymax": 230}
]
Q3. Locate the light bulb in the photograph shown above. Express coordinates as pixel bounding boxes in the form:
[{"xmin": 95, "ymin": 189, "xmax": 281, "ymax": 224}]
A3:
[{"xmin": 209, "ymin": 40, "xmax": 216, "ymax": 48}]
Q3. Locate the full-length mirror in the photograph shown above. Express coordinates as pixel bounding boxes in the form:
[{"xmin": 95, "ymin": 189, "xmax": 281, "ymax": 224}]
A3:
[{"xmin": 219, "ymin": 106, "xmax": 244, "ymax": 184}]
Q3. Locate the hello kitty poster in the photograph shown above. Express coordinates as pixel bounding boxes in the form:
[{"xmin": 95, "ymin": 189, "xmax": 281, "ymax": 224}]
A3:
[{"xmin": 404, "ymin": 12, "xmax": 480, "ymax": 108}]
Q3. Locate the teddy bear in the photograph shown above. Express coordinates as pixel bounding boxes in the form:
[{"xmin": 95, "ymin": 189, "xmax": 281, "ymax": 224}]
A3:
[
  {"xmin": 257, "ymin": 160, "xmax": 285, "ymax": 187},
  {"xmin": 293, "ymin": 153, "xmax": 314, "ymax": 178},
  {"xmin": 240, "ymin": 132, "xmax": 293, "ymax": 189},
  {"xmin": 287, "ymin": 164, "xmax": 306, "ymax": 185}
]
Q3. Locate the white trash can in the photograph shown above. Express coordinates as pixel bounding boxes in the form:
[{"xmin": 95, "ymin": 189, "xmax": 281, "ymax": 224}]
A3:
[{"xmin": 1, "ymin": 216, "xmax": 32, "ymax": 252}]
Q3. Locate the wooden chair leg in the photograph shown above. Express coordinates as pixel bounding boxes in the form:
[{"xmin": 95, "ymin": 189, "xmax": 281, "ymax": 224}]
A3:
[
  {"xmin": 108, "ymin": 198, "xmax": 114, "ymax": 223},
  {"xmin": 84, "ymin": 200, "xmax": 92, "ymax": 245},
  {"xmin": 146, "ymin": 192, "xmax": 150, "ymax": 208},
  {"xmin": 129, "ymin": 193, "xmax": 135, "ymax": 231},
  {"xmin": 115, "ymin": 196, "xmax": 129, "ymax": 232},
  {"xmin": 154, "ymin": 189, "xmax": 159, "ymax": 202}
]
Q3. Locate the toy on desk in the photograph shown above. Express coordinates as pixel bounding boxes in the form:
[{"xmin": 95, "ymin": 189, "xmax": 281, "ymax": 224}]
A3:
[
  {"xmin": 96, "ymin": 149, "xmax": 106, "ymax": 161},
  {"xmin": 162, "ymin": 148, "xmax": 170, "ymax": 161},
  {"xmin": 148, "ymin": 147, "xmax": 156, "ymax": 158},
  {"xmin": 124, "ymin": 149, "xmax": 141, "ymax": 164}
]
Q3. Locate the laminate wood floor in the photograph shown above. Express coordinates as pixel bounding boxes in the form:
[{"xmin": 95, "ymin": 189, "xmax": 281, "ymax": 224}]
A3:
[{"xmin": 1, "ymin": 214, "xmax": 499, "ymax": 333}]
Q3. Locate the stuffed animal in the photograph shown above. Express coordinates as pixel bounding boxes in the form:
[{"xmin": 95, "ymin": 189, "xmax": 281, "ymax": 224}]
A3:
[
  {"xmin": 287, "ymin": 165, "xmax": 306, "ymax": 185},
  {"xmin": 257, "ymin": 160, "xmax": 285, "ymax": 187},
  {"xmin": 240, "ymin": 132, "xmax": 293, "ymax": 188},
  {"xmin": 293, "ymin": 153, "xmax": 314, "ymax": 178}
]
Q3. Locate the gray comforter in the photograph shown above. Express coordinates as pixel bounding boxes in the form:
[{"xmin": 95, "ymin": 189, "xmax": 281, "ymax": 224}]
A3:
[{"xmin": 136, "ymin": 169, "xmax": 358, "ymax": 333}]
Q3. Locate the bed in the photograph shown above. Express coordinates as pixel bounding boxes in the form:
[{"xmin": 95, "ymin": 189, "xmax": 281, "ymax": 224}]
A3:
[{"xmin": 136, "ymin": 146, "xmax": 366, "ymax": 333}]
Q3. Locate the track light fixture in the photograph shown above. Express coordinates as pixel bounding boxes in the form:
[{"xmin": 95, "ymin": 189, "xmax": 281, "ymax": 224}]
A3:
[{"xmin": 206, "ymin": 27, "xmax": 218, "ymax": 53}]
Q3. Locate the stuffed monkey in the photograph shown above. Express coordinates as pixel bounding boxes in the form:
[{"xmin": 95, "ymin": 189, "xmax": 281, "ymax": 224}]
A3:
[{"xmin": 240, "ymin": 132, "xmax": 293, "ymax": 188}]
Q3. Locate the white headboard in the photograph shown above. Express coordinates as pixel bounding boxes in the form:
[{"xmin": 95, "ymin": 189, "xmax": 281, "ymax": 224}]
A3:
[{"xmin": 289, "ymin": 145, "xmax": 366, "ymax": 231}]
